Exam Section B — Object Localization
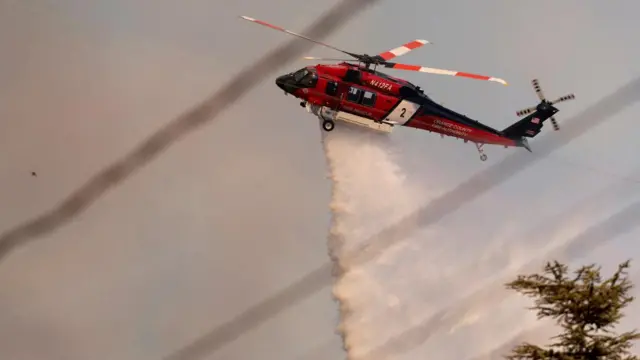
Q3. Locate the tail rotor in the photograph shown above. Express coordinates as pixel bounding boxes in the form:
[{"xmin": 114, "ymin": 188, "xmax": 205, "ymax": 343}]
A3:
[{"xmin": 515, "ymin": 78, "xmax": 575, "ymax": 131}]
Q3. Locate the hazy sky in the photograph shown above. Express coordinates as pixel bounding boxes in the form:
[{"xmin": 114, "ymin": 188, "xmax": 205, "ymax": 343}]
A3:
[{"xmin": 1, "ymin": 1, "xmax": 640, "ymax": 360}]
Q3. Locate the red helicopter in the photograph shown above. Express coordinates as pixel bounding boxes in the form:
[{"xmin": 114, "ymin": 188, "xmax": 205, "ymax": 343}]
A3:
[{"xmin": 240, "ymin": 16, "xmax": 576, "ymax": 161}]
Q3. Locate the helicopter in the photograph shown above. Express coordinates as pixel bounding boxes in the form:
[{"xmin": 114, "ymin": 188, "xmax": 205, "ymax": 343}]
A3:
[{"xmin": 240, "ymin": 15, "xmax": 576, "ymax": 161}]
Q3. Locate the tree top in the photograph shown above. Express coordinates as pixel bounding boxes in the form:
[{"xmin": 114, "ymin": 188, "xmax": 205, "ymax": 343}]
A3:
[{"xmin": 504, "ymin": 259, "xmax": 639, "ymax": 360}]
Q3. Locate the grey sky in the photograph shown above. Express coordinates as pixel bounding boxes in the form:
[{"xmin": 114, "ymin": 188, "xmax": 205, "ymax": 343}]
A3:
[{"xmin": 1, "ymin": 1, "xmax": 639, "ymax": 360}]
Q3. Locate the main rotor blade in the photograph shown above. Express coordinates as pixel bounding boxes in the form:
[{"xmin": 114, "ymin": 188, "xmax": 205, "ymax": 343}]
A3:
[
  {"xmin": 240, "ymin": 16, "xmax": 358, "ymax": 59},
  {"xmin": 383, "ymin": 62, "xmax": 508, "ymax": 86},
  {"xmin": 377, "ymin": 39, "xmax": 431, "ymax": 61}
]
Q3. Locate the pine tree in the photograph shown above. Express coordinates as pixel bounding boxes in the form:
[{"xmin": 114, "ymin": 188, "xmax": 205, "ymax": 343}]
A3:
[{"xmin": 504, "ymin": 260, "xmax": 640, "ymax": 360}]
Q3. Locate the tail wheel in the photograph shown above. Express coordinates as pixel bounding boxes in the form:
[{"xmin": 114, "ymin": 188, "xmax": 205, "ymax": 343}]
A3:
[{"xmin": 322, "ymin": 120, "xmax": 335, "ymax": 132}]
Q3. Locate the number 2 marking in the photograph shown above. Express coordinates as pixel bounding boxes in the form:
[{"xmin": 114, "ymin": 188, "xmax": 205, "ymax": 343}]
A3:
[{"xmin": 400, "ymin": 108, "xmax": 407, "ymax": 118}]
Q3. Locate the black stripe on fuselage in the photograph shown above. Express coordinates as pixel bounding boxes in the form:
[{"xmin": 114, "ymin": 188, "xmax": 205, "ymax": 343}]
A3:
[{"xmin": 402, "ymin": 93, "xmax": 502, "ymax": 134}]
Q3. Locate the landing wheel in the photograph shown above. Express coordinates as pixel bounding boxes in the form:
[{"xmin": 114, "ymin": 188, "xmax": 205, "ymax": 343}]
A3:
[
  {"xmin": 322, "ymin": 120, "xmax": 335, "ymax": 132},
  {"xmin": 474, "ymin": 142, "xmax": 488, "ymax": 162}
]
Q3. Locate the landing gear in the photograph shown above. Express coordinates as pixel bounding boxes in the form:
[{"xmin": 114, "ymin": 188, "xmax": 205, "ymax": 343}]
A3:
[
  {"xmin": 475, "ymin": 142, "xmax": 488, "ymax": 161},
  {"xmin": 322, "ymin": 119, "xmax": 335, "ymax": 132}
]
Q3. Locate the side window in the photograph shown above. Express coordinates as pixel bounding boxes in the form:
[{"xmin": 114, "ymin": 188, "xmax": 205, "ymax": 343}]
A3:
[
  {"xmin": 325, "ymin": 81, "xmax": 338, "ymax": 96},
  {"xmin": 346, "ymin": 87, "xmax": 362, "ymax": 103},
  {"xmin": 361, "ymin": 91, "xmax": 376, "ymax": 107}
]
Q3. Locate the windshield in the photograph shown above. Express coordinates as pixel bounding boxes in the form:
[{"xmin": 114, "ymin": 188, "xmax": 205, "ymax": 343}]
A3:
[
  {"xmin": 293, "ymin": 69, "xmax": 309, "ymax": 82},
  {"xmin": 290, "ymin": 68, "xmax": 318, "ymax": 88}
]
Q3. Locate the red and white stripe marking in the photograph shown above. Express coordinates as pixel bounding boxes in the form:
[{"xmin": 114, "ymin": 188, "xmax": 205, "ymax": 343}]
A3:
[
  {"xmin": 378, "ymin": 39, "xmax": 430, "ymax": 61},
  {"xmin": 240, "ymin": 16, "xmax": 286, "ymax": 31},
  {"xmin": 390, "ymin": 63, "xmax": 508, "ymax": 85}
]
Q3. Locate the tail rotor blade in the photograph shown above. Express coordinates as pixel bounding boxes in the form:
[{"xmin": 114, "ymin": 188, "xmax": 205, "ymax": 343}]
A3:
[
  {"xmin": 550, "ymin": 93, "xmax": 576, "ymax": 104},
  {"xmin": 532, "ymin": 78, "xmax": 546, "ymax": 101},
  {"xmin": 516, "ymin": 107, "xmax": 537, "ymax": 117}
]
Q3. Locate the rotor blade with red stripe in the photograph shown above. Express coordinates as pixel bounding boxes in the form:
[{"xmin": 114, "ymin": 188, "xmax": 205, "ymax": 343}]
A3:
[
  {"xmin": 240, "ymin": 16, "xmax": 357, "ymax": 58},
  {"xmin": 377, "ymin": 39, "xmax": 431, "ymax": 61},
  {"xmin": 384, "ymin": 62, "xmax": 508, "ymax": 86}
]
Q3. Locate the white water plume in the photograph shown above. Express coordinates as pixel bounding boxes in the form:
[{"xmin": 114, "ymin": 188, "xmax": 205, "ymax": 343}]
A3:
[{"xmin": 321, "ymin": 123, "xmax": 424, "ymax": 356}]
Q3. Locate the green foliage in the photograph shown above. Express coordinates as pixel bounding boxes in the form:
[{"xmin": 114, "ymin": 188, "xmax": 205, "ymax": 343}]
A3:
[{"xmin": 504, "ymin": 260, "xmax": 640, "ymax": 360}]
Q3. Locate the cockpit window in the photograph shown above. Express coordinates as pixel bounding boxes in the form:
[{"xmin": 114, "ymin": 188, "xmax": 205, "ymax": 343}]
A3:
[
  {"xmin": 292, "ymin": 68, "xmax": 317, "ymax": 88},
  {"xmin": 293, "ymin": 69, "xmax": 309, "ymax": 82},
  {"xmin": 291, "ymin": 68, "xmax": 318, "ymax": 88}
]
